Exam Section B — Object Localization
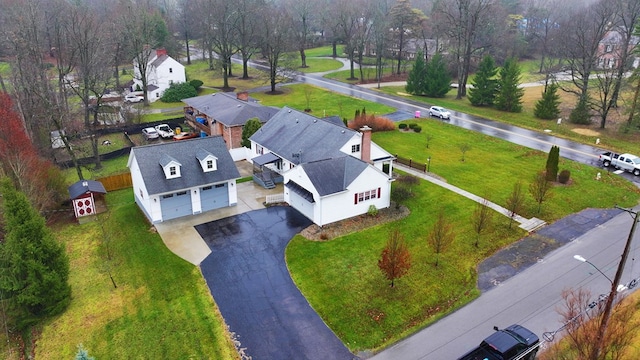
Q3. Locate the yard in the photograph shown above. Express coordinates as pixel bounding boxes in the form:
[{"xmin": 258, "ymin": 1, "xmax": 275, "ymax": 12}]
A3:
[{"xmin": 287, "ymin": 119, "xmax": 640, "ymax": 353}]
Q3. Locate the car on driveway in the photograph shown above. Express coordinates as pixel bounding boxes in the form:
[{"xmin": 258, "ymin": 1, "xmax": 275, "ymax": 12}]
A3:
[
  {"xmin": 155, "ymin": 124, "xmax": 175, "ymax": 139},
  {"xmin": 429, "ymin": 106, "xmax": 451, "ymax": 119},
  {"xmin": 142, "ymin": 127, "xmax": 159, "ymax": 140},
  {"xmin": 124, "ymin": 93, "xmax": 144, "ymax": 103}
]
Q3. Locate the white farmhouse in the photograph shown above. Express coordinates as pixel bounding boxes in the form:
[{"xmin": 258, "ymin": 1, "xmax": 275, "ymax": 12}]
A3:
[
  {"xmin": 132, "ymin": 48, "xmax": 186, "ymax": 102},
  {"xmin": 249, "ymin": 107, "xmax": 395, "ymax": 226}
]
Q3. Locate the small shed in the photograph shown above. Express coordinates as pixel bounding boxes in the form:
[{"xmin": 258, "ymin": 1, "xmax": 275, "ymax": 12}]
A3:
[{"xmin": 68, "ymin": 180, "xmax": 107, "ymax": 219}]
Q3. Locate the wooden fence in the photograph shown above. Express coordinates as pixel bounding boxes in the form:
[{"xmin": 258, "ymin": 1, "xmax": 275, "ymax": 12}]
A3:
[
  {"xmin": 395, "ymin": 155, "xmax": 427, "ymax": 172},
  {"xmin": 97, "ymin": 173, "xmax": 132, "ymax": 191}
]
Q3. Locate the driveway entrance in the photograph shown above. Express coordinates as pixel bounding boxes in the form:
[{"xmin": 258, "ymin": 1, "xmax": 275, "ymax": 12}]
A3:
[{"xmin": 197, "ymin": 206, "xmax": 355, "ymax": 360}]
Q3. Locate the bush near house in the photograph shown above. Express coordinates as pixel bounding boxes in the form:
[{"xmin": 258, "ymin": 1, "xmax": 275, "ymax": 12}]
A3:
[
  {"xmin": 348, "ymin": 113, "xmax": 395, "ymax": 132},
  {"xmin": 160, "ymin": 82, "xmax": 197, "ymax": 103}
]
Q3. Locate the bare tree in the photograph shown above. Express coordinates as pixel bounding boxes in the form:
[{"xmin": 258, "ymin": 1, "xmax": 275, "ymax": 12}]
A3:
[
  {"xmin": 471, "ymin": 198, "xmax": 493, "ymax": 247},
  {"xmin": 285, "ymin": 0, "xmax": 316, "ymax": 69},
  {"xmin": 176, "ymin": 0, "xmax": 201, "ymax": 66},
  {"xmin": 378, "ymin": 230, "xmax": 412, "ymax": 287},
  {"xmin": 236, "ymin": 0, "xmax": 264, "ymax": 79},
  {"xmin": 259, "ymin": 3, "xmax": 295, "ymax": 92},
  {"xmin": 505, "ymin": 180, "xmax": 525, "ymax": 229},
  {"xmin": 427, "ymin": 211, "xmax": 455, "ymax": 267},
  {"xmin": 435, "ymin": 0, "xmax": 495, "ymax": 99},
  {"xmin": 459, "ymin": 143, "xmax": 471, "ymax": 162},
  {"xmin": 389, "ymin": 0, "xmax": 427, "ymax": 75},
  {"xmin": 529, "ymin": 170, "xmax": 553, "ymax": 214},
  {"xmin": 370, "ymin": 0, "xmax": 392, "ymax": 88},
  {"xmin": 334, "ymin": 0, "xmax": 360, "ymax": 80},
  {"xmin": 540, "ymin": 288, "xmax": 640, "ymax": 360},
  {"xmin": 559, "ymin": 0, "xmax": 615, "ymax": 127}
]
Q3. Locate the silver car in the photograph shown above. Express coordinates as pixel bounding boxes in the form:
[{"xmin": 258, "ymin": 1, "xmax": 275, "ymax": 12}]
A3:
[
  {"xmin": 429, "ymin": 106, "xmax": 451, "ymax": 120},
  {"xmin": 142, "ymin": 127, "xmax": 159, "ymax": 140}
]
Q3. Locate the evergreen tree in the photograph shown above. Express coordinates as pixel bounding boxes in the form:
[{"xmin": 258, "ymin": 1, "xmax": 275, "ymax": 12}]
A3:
[
  {"xmin": 495, "ymin": 57, "xmax": 524, "ymax": 112},
  {"xmin": 545, "ymin": 146, "xmax": 560, "ymax": 181},
  {"xmin": 534, "ymin": 83, "xmax": 561, "ymax": 119},
  {"xmin": 241, "ymin": 118, "xmax": 263, "ymax": 148},
  {"xmin": 569, "ymin": 96, "xmax": 591, "ymax": 124},
  {"xmin": 0, "ymin": 179, "xmax": 71, "ymax": 326},
  {"xmin": 75, "ymin": 344, "xmax": 95, "ymax": 360},
  {"xmin": 468, "ymin": 55, "xmax": 498, "ymax": 106},
  {"xmin": 423, "ymin": 53, "xmax": 452, "ymax": 98},
  {"xmin": 405, "ymin": 50, "xmax": 426, "ymax": 95}
]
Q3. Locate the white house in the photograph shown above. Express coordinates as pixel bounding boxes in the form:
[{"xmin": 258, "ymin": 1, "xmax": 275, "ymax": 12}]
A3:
[
  {"xmin": 249, "ymin": 107, "xmax": 395, "ymax": 226},
  {"xmin": 128, "ymin": 136, "xmax": 240, "ymax": 223},
  {"xmin": 132, "ymin": 48, "xmax": 186, "ymax": 102}
]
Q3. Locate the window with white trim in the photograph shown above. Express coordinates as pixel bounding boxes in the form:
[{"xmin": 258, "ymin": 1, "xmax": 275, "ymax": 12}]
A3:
[
  {"xmin": 170, "ymin": 166, "xmax": 177, "ymax": 176},
  {"xmin": 354, "ymin": 188, "xmax": 380, "ymax": 204},
  {"xmin": 351, "ymin": 144, "xmax": 360, "ymax": 153},
  {"xmin": 206, "ymin": 160, "xmax": 214, "ymax": 169}
]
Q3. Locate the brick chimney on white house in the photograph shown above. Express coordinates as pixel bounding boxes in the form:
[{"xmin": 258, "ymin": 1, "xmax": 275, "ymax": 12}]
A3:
[
  {"xmin": 360, "ymin": 125, "xmax": 372, "ymax": 163},
  {"xmin": 236, "ymin": 91, "xmax": 249, "ymax": 101},
  {"xmin": 156, "ymin": 48, "xmax": 168, "ymax": 57}
]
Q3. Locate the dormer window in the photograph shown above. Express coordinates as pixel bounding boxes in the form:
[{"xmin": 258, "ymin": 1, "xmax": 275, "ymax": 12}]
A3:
[
  {"xmin": 196, "ymin": 148, "xmax": 218, "ymax": 172},
  {"xmin": 159, "ymin": 154, "xmax": 182, "ymax": 179}
]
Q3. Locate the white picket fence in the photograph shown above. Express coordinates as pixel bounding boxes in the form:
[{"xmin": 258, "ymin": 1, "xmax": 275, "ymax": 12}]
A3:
[{"xmin": 265, "ymin": 194, "xmax": 284, "ymax": 204}]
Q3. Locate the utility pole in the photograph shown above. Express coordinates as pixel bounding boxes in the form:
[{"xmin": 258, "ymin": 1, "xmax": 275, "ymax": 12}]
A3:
[{"xmin": 591, "ymin": 207, "xmax": 639, "ymax": 360}]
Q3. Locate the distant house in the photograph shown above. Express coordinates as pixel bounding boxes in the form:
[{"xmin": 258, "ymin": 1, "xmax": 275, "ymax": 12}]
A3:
[
  {"xmin": 132, "ymin": 48, "xmax": 186, "ymax": 102},
  {"xmin": 249, "ymin": 107, "xmax": 394, "ymax": 226},
  {"xmin": 128, "ymin": 136, "xmax": 240, "ymax": 223},
  {"xmin": 597, "ymin": 29, "xmax": 640, "ymax": 70},
  {"xmin": 182, "ymin": 92, "xmax": 278, "ymax": 151}
]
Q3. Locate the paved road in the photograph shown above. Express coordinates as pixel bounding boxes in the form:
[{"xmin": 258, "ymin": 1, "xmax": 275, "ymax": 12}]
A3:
[{"xmin": 371, "ymin": 208, "xmax": 640, "ymax": 359}]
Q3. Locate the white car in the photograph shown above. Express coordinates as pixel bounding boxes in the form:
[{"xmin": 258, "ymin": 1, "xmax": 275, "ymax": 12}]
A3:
[
  {"xmin": 124, "ymin": 93, "xmax": 144, "ymax": 103},
  {"xmin": 429, "ymin": 106, "xmax": 451, "ymax": 120},
  {"xmin": 142, "ymin": 127, "xmax": 159, "ymax": 140},
  {"xmin": 154, "ymin": 124, "xmax": 175, "ymax": 139}
]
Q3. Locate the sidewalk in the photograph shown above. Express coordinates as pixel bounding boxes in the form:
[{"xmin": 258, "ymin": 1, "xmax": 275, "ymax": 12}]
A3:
[{"xmin": 395, "ymin": 164, "xmax": 546, "ymax": 232}]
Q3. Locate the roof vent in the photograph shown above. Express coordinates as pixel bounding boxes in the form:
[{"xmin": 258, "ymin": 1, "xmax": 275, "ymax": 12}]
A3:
[
  {"xmin": 296, "ymin": 119, "xmax": 298, "ymax": 123},
  {"xmin": 237, "ymin": 104, "xmax": 241, "ymax": 107},
  {"xmin": 288, "ymin": 109, "xmax": 292, "ymax": 113},
  {"xmin": 82, "ymin": 181, "xmax": 88, "ymax": 187},
  {"xmin": 313, "ymin": 119, "xmax": 317, "ymax": 123},
  {"xmin": 341, "ymin": 130, "xmax": 345, "ymax": 133}
]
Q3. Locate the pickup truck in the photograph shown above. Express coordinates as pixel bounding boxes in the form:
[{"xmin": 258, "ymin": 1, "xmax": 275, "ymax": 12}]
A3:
[
  {"xmin": 599, "ymin": 152, "xmax": 640, "ymax": 176},
  {"xmin": 457, "ymin": 324, "xmax": 539, "ymax": 360},
  {"xmin": 154, "ymin": 124, "xmax": 175, "ymax": 139}
]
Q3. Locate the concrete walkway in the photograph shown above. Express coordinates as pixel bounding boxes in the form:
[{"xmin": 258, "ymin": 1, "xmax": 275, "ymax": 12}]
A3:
[{"xmin": 395, "ymin": 163, "xmax": 546, "ymax": 232}]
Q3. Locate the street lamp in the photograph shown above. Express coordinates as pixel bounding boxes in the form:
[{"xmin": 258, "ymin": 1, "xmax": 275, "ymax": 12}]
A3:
[
  {"xmin": 573, "ymin": 255, "xmax": 613, "ymax": 285},
  {"xmin": 427, "ymin": 157, "xmax": 431, "ymax": 173}
]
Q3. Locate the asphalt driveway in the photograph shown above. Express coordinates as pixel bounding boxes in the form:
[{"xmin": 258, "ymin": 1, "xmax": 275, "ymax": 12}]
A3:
[{"xmin": 197, "ymin": 206, "xmax": 355, "ymax": 360}]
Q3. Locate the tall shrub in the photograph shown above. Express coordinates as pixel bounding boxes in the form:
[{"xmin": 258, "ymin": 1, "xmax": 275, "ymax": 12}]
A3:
[{"xmin": 546, "ymin": 145, "xmax": 560, "ymax": 181}]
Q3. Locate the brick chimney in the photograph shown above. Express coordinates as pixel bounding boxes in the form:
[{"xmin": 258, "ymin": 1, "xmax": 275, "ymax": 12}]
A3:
[
  {"xmin": 156, "ymin": 48, "xmax": 167, "ymax": 57},
  {"xmin": 360, "ymin": 126, "xmax": 372, "ymax": 163},
  {"xmin": 236, "ymin": 91, "xmax": 249, "ymax": 101}
]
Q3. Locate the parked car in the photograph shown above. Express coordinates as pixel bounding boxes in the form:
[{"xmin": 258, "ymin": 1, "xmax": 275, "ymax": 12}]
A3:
[
  {"xmin": 173, "ymin": 132, "xmax": 199, "ymax": 141},
  {"xmin": 142, "ymin": 127, "xmax": 159, "ymax": 140},
  {"xmin": 155, "ymin": 124, "xmax": 175, "ymax": 139},
  {"xmin": 429, "ymin": 106, "xmax": 451, "ymax": 119},
  {"xmin": 124, "ymin": 93, "xmax": 144, "ymax": 103}
]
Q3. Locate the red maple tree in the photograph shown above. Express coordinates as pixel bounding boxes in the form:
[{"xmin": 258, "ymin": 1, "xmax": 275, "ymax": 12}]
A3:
[{"xmin": 378, "ymin": 230, "xmax": 412, "ymax": 287}]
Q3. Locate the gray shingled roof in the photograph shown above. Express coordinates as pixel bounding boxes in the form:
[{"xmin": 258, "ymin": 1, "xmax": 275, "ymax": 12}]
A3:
[
  {"xmin": 68, "ymin": 180, "xmax": 107, "ymax": 200},
  {"xmin": 183, "ymin": 92, "xmax": 279, "ymax": 127},
  {"xmin": 130, "ymin": 136, "xmax": 240, "ymax": 196},
  {"xmin": 250, "ymin": 107, "xmax": 357, "ymax": 165},
  {"xmin": 151, "ymin": 54, "xmax": 169, "ymax": 67},
  {"xmin": 299, "ymin": 156, "xmax": 368, "ymax": 196}
]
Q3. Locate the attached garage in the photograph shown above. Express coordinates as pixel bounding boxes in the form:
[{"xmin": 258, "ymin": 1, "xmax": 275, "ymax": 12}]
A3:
[
  {"xmin": 200, "ymin": 183, "xmax": 229, "ymax": 212},
  {"xmin": 160, "ymin": 191, "xmax": 193, "ymax": 221}
]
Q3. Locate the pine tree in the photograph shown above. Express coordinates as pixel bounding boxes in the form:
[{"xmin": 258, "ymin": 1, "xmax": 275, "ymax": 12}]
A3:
[
  {"xmin": 495, "ymin": 57, "xmax": 524, "ymax": 112},
  {"xmin": 424, "ymin": 53, "xmax": 452, "ymax": 98},
  {"xmin": 534, "ymin": 83, "xmax": 561, "ymax": 119},
  {"xmin": 468, "ymin": 55, "xmax": 498, "ymax": 106},
  {"xmin": 0, "ymin": 179, "xmax": 71, "ymax": 325},
  {"xmin": 569, "ymin": 96, "xmax": 591, "ymax": 124},
  {"xmin": 545, "ymin": 146, "xmax": 560, "ymax": 181},
  {"xmin": 405, "ymin": 50, "xmax": 427, "ymax": 95}
]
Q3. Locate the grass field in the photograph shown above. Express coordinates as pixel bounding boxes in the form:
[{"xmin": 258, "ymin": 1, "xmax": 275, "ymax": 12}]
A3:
[
  {"xmin": 14, "ymin": 190, "xmax": 239, "ymax": 359},
  {"xmin": 288, "ymin": 121, "xmax": 640, "ymax": 352}
]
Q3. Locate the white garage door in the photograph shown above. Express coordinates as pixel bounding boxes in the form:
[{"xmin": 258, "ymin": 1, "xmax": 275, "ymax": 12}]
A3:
[
  {"xmin": 200, "ymin": 183, "xmax": 229, "ymax": 212},
  {"xmin": 160, "ymin": 191, "xmax": 193, "ymax": 221}
]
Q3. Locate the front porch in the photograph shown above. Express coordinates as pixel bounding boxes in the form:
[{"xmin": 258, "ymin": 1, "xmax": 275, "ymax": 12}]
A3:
[{"xmin": 251, "ymin": 152, "xmax": 284, "ymax": 189}]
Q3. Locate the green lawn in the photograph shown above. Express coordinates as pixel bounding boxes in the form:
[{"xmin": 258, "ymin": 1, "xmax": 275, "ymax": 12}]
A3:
[
  {"xmin": 295, "ymin": 58, "xmax": 344, "ymax": 73},
  {"xmin": 185, "ymin": 60, "xmax": 268, "ymax": 91},
  {"xmin": 33, "ymin": 189, "xmax": 238, "ymax": 359},
  {"xmin": 250, "ymin": 83, "xmax": 395, "ymax": 119},
  {"xmin": 304, "ymin": 45, "xmax": 345, "ymax": 57},
  {"xmin": 288, "ymin": 121, "xmax": 640, "ymax": 353}
]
